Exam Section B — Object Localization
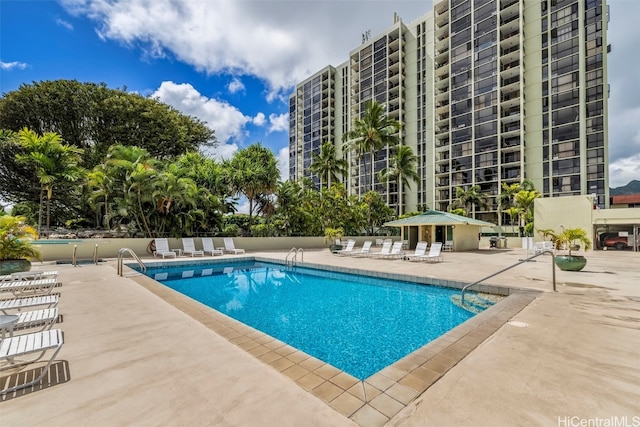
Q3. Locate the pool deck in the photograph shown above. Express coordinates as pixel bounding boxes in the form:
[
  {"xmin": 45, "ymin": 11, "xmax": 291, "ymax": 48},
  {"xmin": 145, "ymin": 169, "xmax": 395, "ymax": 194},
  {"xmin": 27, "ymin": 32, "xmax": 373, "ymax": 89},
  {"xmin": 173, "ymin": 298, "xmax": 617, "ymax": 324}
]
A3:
[{"xmin": 2, "ymin": 246, "xmax": 639, "ymax": 426}]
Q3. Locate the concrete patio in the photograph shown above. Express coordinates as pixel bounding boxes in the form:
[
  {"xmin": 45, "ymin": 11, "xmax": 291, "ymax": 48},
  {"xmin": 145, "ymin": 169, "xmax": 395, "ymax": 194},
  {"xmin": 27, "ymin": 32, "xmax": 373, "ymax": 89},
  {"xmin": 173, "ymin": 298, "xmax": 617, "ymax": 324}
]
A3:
[{"xmin": 2, "ymin": 246, "xmax": 639, "ymax": 426}]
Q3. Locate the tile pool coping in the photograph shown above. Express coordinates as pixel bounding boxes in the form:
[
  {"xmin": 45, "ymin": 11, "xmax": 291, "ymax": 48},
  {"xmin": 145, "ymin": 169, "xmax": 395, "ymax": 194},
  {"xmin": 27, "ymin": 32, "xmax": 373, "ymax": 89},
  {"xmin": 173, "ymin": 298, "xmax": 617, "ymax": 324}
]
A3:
[{"xmin": 126, "ymin": 257, "xmax": 538, "ymax": 427}]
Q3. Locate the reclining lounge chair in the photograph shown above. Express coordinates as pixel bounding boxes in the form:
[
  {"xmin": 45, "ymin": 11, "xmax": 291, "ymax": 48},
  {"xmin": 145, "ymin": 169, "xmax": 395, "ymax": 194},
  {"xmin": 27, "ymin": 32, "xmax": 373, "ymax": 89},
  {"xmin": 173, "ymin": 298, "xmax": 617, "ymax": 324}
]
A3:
[
  {"xmin": 201, "ymin": 238, "xmax": 223, "ymax": 256},
  {"xmin": 182, "ymin": 238, "xmax": 204, "ymax": 257},
  {"xmin": 153, "ymin": 238, "xmax": 177, "ymax": 258},
  {"xmin": 1, "ymin": 329, "xmax": 64, "ymax": 394},
  {"xmin": 223, "ymin": 238, "xmax": 245, "ymax": 254}
]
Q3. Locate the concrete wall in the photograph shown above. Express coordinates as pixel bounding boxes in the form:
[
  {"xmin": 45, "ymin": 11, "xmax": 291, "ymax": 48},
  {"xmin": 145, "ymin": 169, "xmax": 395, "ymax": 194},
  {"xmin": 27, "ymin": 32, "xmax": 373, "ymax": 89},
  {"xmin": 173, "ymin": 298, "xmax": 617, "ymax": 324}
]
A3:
[
  {"xmin": 534, "ymin": 195, "xmax": 595, "ymax": 245},
  {"xmin": 32, "ymin": 236, "xmax": 393, "ymax": 262}
]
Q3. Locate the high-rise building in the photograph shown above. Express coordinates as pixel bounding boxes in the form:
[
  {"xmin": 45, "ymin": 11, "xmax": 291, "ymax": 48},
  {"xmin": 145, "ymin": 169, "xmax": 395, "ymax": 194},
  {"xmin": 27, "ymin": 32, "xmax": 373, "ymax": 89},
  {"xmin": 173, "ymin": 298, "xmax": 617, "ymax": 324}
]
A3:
[{"xmin": 289, "ymin": 0, "xmax": 610, "ymax": 224}]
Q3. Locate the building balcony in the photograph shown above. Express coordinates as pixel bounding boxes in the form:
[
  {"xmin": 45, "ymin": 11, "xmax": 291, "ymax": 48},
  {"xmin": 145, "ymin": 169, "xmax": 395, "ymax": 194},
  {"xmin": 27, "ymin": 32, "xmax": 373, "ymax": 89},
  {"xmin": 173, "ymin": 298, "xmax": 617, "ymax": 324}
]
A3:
[
  {"xmin": 499, "ymin": 16, "xmax": 520, "ymax": 36},
  {"xmin": 499, "ymin": 1, "xmax": 520, "ymax": 22},
  {"xmin": 500, "ymin": 112, "xmax": 521, "ymax": 124}
]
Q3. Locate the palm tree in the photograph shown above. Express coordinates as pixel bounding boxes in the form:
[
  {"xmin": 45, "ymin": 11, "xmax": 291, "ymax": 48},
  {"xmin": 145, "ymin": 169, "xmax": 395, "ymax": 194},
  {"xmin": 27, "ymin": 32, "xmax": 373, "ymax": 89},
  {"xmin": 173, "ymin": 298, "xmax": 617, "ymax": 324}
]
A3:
[
  {"xmin": 86, "ymin": 167, "xmax": 112, "ymax": 228},
  {"xmin": 104, "ymin": 145, "xmax": 158, "ymax": 237},
  {"xmin": 309, "ymin": 141, "xmax": 348, "ymax": 189},
  {"xmin": 226, "ymin": 143, "xmax": 279, "ymax": 230},
  {"xmin": 514, "ymin": 189, "xmax": 541, "ymax": 236},
  {"xmin": 497, "ymin": 179, "xmax": 537, "ymax": 229},
  {"xmin": 450, "ymin": 185, "xmax": 489, "ymax": 218},
  {"xmin": 378, "ymin": 145, "xmax": 420, "ymax": 215},
  {"xmin": 504, "ymin": 206, "xmax": 522, "ymax": 233},
  {"xmin": 16, "ymin": 128, "xmax": 84, "ymax": 237},
  {"xmin": 152, "ymin": 169, "xmax": 200, "ymax": 236},
  {"xmin": 343, "ymin": 100, "xmax": 400, "ymax": 193}
]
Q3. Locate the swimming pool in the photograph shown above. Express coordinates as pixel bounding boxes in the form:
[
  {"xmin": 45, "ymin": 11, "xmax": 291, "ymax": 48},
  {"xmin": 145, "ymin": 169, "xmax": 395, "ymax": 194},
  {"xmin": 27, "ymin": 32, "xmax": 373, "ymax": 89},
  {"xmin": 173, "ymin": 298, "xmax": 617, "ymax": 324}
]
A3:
[{"xmin": 142, "ymin": 260, "xmax": 490, "ymax": 380}]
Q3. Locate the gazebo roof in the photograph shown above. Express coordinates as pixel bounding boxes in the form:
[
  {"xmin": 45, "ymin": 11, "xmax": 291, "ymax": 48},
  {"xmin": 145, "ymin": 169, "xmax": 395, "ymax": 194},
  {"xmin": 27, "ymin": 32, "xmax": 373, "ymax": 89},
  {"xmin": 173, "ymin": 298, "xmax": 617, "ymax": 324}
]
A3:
[{"xmin": 384, "ymin": 210, "xmax": 496, "ymax": 227}]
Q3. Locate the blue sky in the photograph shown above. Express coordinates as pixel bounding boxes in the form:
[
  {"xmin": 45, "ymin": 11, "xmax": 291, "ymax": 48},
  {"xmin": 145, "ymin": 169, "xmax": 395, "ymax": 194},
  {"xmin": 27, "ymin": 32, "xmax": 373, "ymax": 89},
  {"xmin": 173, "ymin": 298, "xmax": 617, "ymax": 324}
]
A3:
[{"xmin": 1, "ymin": 0, "xmax": 639, "ymax": 188}]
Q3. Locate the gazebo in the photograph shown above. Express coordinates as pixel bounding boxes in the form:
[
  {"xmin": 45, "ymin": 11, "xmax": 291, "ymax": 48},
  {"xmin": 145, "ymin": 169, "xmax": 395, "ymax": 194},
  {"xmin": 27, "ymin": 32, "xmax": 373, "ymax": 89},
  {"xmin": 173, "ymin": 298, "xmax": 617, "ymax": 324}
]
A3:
[{"xmin": 384, "ymin": 210, "xmax": 496, "ymax": 251}]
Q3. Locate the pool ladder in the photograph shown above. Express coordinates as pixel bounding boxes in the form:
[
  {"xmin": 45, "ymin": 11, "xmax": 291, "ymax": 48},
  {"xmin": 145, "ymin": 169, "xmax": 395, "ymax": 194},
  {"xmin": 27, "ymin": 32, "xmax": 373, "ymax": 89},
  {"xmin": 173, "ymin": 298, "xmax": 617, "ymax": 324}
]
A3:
[
  {"xmin": 72, "ymin": 244, "xmax": 101, "ymax": 266},
  {"xmin": 285, "ymin": 247, "xmax": 304, "ymax": 266},
  {"xmin": 460, "ymin": 249, "xmax": 556, "ymax": 305},
  {"xmin": 117, "ymin": 247, "xmax": 147, "ymax": 276}
]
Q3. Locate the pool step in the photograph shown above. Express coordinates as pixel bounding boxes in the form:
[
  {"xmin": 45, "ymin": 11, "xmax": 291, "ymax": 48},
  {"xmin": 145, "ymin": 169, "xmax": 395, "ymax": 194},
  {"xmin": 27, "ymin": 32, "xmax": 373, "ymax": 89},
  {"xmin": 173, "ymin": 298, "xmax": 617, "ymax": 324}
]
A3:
[{"xmin": 450, "ymin": 293, "xmax": 498, "ymax": 314}]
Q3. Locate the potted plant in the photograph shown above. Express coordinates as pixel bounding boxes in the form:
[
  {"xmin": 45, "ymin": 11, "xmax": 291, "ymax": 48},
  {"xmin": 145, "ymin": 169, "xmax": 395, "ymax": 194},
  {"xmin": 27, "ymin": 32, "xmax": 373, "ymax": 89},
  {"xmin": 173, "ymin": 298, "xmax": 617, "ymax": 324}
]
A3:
[
  {"xmin": 0, "ymin": 215, "xmax": 41, "ymax": 274},
  {"xmin": 540, "ymin": 227, "xmax": 592, "ymax": 271},
  {"xmin": 324, "ymin": 227, "xmax": 344, "ymax": 253}
]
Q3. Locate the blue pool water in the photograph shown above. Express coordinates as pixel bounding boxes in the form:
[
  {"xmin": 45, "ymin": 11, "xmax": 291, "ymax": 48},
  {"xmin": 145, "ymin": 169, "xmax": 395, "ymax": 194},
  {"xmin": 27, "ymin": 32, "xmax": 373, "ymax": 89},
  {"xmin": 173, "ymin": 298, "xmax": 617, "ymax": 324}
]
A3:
[{"xmin": 142, "ymin": 261, "xmax": 478, "ymax": 380}]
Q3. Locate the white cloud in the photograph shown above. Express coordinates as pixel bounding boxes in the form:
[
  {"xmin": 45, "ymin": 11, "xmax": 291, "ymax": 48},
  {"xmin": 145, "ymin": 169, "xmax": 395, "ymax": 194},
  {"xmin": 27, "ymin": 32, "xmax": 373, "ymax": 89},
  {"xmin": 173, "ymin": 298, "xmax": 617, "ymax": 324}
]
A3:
[
  {"xmin": 268, "ymin": 113, "xmax": 289, "ymax": 134},
  {"xmin": 0, "ymin": 61, "xmax": 28, "ymax": 71},
  {"xmin": 60, "ymin": 0, "xmax": 429, "ymax": 96},
  {"xmin": 151, "ymin": 81, "xmax": 251, "ymax": 159},
  {"xmin": 56, "ymin": 17, "xmax": 74, "ymax": 30},
  {"xmin": 227, "ymin": 77, "xmax": 244, "ymax": 94},
  {"xmin": 277, "ymin": 146, "xmax": 290, "ymax": 182},
  {"xmin": 152, "ymin": 81, "xmax": 246, "ymax": 140},
  {"xmin": 609, "ymin": 154, "xmax": 640, "ymax": 188},
  {"xmin": 252, "ymin": 112, "xmax": 266, "ymax": 127}
]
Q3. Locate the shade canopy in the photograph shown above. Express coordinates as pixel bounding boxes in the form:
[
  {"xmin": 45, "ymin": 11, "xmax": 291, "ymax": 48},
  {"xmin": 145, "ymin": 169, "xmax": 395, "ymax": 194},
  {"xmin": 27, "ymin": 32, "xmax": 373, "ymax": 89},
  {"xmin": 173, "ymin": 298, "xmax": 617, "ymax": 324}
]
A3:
[{"xmin": 384, "ymin": 210, "xmax": 496, "ymax": 227}]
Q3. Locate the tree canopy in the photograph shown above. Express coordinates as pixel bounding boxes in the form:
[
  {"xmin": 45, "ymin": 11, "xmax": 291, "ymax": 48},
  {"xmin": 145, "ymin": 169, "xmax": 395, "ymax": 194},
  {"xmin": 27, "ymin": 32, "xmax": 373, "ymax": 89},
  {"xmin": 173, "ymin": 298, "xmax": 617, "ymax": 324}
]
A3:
[{"xmin": 0, "ymin": 80, "xmax": 216, "ymax": 167}]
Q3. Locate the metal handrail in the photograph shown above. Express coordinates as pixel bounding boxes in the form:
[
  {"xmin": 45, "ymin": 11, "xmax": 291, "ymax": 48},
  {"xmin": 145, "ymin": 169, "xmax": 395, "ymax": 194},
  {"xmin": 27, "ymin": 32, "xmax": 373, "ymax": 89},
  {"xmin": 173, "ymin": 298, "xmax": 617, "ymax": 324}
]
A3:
[
  {"xmin": 285, "ymin": 247, "xmax": 297, "ymax": 266},
  {"xmin": 72, "ymin": 245, "xmax": 78, "ymax": 267},
  {"xmin": 93, "ymin": 244, "xmax": 99, "ymax": 265},
  {"xmin": 461, "ymin": 249, "xmax": 556, "ymax": 305},
  {"xmin": 117, "ymin": 247, "xmax": 147, "ymax": 276},
  {"xmin": 285, "ymin": 247, "xmax": 304, "ymax": 266}
]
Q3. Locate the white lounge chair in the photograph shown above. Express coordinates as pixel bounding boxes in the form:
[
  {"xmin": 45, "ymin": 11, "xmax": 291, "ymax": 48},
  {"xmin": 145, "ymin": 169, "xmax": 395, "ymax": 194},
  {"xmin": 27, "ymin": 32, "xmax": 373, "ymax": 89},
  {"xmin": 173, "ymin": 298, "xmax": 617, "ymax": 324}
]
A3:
[
  {"xmin": 182, "ymin": 238, "xmax": 204, "ymax": 257},
  {"xmin": 14, "ymin": 308, "xmax": 59, "ymax": 332},
  {"xmin": 412, "ymin": 242, "xmax": 444, "ymax": 263},
  {"xmin": 372, "ymin": 241, "xmax": 404, "ymax": 259},
  {"xmin": 0, "ymin": 329, "xmax": 64, "ymax": 394},
  {"xmin": 336, "ymin": 239, "xmax": 356, "ymax": 256},
  {"xmin": 0, "ymin": 271, "xmax": 59, "ymax": 282},
  {"xmin": 223, "ymin": 238, "xmax": 245, "ymax": 254},
  {"xmin": 535, "ymin": 241, "xmax": 555, "ymax": 254},
  {"xmin": 406, "ymin": 242, "xmax": 429, "ymax": 261},
  {"xmin": 0, "ymin": 278, "xmax": 59, "ymax": 297},
  {"xmin": 371, "ymin": 240, "xmax": 392, "ymax": 257},
  {"xmin": 153, "ymin": 238, "xmax": 177, "ymax": 258},
  {"xmin": 442, "ymin": 240, "xmax": 454, "ymax": 252},
  {"xmin": 201, "ymin": 238, "xmax": 223, "ymax": 256},
  {"xmin": 0, "ymin": 295, "xmax": 59, "ymax": 315},
  {"xmin": 349, "ymin": 240, "xmax": 373, "ymax": 257}
]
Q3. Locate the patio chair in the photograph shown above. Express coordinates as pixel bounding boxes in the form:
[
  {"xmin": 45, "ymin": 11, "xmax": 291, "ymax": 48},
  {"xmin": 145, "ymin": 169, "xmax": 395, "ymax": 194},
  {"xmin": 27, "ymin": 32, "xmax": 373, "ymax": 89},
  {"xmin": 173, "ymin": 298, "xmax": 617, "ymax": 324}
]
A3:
[
  {"xmin": 182, "ymin": 238, "xmax": 204, "ymax": 257},
  {"xmin": 411, "ymin": 242, "xmax": 444, "ymax": 263},
  {"xmin": 335, "ymin": 239, "xmax": 356, "ymax": 256},
  {"xmin": 0, "ymin": 278, "xmax": 59, "ymax": 297},
  {"xmin": 372, "ymin": 241, "xmax": 404, "ymax": 259},
  {"xmin": 442, "ymin": 240, "xmax": 454, "ymax": 252},
  {"xmin": 153, "ymin": 238, "xmax": 177, "ymax": 258},
  {"xmin": 13, "ymin": 308, "xmax": 59, "ymax": 332},
  {"xmin": 223, "ymin": 238, "xmax": 245, "ymax": 254},
  {"xmin": 0, "ymin": 329, "xmax": 64, "ymax": 394},
  {"xmin": 0, "ymin": 295, "xmax": 59, "ymax": 315},
  {"xmin": 349, "ymin": 240, "xmax": 373, "ymax": 257},
  {"xmin": 406, "ymin": 242, "xmax": 429, "ymax": 261},
  {"xmin": 201, "ymin": 238, "xmax": 223, "ymax": 256}
]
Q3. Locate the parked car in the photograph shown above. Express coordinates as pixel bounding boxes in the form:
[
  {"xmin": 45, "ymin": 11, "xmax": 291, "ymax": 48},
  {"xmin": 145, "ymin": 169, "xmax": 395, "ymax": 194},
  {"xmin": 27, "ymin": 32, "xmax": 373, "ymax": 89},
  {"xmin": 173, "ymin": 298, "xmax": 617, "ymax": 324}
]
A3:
[{"xmin": 603, "ymin": 235, "xmax": 629, "ymax": 250}]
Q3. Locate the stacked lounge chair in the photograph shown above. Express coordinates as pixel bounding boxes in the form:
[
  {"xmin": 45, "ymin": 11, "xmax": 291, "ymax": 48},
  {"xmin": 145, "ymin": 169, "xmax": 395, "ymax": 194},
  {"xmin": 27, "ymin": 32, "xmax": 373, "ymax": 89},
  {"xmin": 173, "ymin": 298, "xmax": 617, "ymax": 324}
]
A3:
[{"xmin": 1, "ymin": 271, "xmax": 65, "ymax": 394}]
